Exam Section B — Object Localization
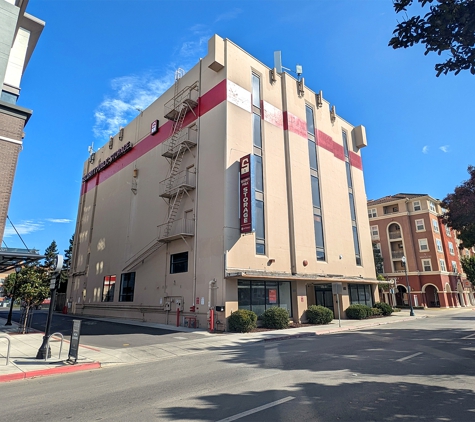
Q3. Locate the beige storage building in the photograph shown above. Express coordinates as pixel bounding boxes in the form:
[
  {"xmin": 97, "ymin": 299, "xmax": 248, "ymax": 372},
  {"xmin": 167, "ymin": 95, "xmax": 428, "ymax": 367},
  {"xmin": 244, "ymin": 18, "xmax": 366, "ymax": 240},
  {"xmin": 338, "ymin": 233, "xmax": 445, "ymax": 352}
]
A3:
[{"xmin": 68, "ymin": 35, "xmax": 379, "ymax": 329}]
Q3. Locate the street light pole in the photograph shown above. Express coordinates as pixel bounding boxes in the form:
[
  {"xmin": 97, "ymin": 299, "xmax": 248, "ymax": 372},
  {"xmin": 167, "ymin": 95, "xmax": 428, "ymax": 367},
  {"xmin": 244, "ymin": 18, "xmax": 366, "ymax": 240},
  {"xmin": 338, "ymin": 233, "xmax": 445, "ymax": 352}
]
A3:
[
  {"xmin": 5, "ymin": 266, "xmax": 21, "ymax": 326},
  {"xmin": 402, "ymin": 256, "xmax": 415, "ymax": 316}
]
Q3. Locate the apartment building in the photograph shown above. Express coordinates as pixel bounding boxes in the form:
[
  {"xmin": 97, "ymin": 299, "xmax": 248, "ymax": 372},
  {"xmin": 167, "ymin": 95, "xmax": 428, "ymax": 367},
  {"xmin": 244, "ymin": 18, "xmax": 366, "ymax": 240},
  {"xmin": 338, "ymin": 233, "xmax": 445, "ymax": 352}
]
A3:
[
  {"xmin": 68, "ymin": 35, "xmax": 378, "ymax": 329},
  {"xmin": 368, "ymin": 193, "xmax": 474, "ymax": 308}
]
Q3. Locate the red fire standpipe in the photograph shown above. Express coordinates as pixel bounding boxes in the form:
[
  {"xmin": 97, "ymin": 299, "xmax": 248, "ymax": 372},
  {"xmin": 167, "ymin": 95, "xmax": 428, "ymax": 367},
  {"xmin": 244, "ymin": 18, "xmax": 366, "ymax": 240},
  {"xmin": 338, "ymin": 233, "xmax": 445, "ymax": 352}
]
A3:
[
  {"xmin": 209, "ymin": 309, "xmax": 214, "ymax": 333},
  {"xmin": 176, "ymin": 308, "xmax": 180, "ymax": 327}
]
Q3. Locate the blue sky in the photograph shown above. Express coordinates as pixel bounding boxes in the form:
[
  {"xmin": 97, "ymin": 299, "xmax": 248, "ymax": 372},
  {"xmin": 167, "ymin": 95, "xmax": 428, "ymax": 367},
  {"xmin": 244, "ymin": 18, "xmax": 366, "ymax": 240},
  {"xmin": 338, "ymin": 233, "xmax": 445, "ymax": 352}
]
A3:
[{"xmin": 4, "ymin": 0, "xmax": 474, "ymax": 256}]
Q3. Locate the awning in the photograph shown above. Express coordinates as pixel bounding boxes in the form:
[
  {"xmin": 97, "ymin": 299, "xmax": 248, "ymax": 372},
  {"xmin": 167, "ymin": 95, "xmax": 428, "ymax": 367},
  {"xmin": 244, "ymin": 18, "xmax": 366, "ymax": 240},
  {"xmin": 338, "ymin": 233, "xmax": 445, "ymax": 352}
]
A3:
[{"xmin": 0, "ymin": 247, "xmax": 44, "ymax": 272}]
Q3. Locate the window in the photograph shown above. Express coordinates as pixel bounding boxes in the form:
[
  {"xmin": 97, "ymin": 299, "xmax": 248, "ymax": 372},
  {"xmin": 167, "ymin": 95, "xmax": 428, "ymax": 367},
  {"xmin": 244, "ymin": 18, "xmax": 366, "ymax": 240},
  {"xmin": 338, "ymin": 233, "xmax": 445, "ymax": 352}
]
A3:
[
  {"xmin": 119, "ymin": 272, "xmax": 135, "ymax": 302},
  {"xmin": 418, "ymin": 238, "xmax": 429, "ymax": 251},
  {"xmin": 170, "ymin": 252, "xmax": 188, "ymax": 274},
  {"xmin": 251, "ymin": 73, "xmax": 260, "ymax": 108},
  {"xmin": 436, "ymin": 239, "xmax": 443, "ymax": 252},
  {"xmin": 413, "ymin": 201, "xmax": 421, "ymax": 211},
  {"xmin": 254, "ymin": 155, "xmax": 263, "ymax": 192},
  {"xmin": 345, "ymin": 162, "xmax": 353, "ymax": 189},
  {"xmin": 314, "ymin": 214, "xmax": 325, "ymax": 260},
  {"xmin": 311, "ymin": 176, "xmax": 321, "ymax": 208},
  {"xmin": 371, "ymin": 225, "xmax": 379, "ymax": 238},
  {"xmin": 102, "ymin": 275, "xmax": 116, "ymax": 302},
  {"xmin": 451, "ymin": 261, "xmax": 458, "ymax": 273},
  {"xmin": 448, "ymin": 242, "xmax": 455, "ymax": 255},
  {"xmin": 415, "ymin": 219, "xmax": 425, "ymax": 231},
  {"xmin": 308, "ymin": 139, "xmax": 317, "ymax": 170},
  {"xmin": 439, "ymin": 259, "xmax": 447, "ymax": 272},
  {"xmin": 256, "ymin": 200, "xmax": 265, "ymax": 255},
  {"xmin": 306, "ymin": 106, "xmax": 315, "ymax": 135},
  {"xmin": 352, "ymin": 226, "xmax": 361, "ymax": 265},
  {"xmin": 368, "ymin": 208, "xmax": 377, "ymax": 218},
  {"xmin": 422, "ymin": 259, "xmax": 432, "ymax": 271},
  {"xmin": 349, "ymin": 284, "xmax": 373, "ymax": 307},
  {"xmin": 252, "ymin": 113, "xmax": 262, "ymax": 148},
  {"xmin": 445, "ymin": 225, "xmax": 451, "ymax": 237},
  {"xmin": 432, "ymin": 219, "xmax": 439, "ymax": 233},
  {"xmin": 342, "ymin": 131, "xmax": 349, "ymax": 158},
  {"xmin": 429, "ymin": 201, "xmax": 436, "ymax": 212},
  {"xmin": 238, "ymin": 280, "xmax": 292, "ymax": 317}
]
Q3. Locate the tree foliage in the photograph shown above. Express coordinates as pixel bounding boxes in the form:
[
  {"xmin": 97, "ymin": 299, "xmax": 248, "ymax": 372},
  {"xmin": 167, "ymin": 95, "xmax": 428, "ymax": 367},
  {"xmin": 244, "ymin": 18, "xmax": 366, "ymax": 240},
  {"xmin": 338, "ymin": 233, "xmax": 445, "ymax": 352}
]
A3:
[
  {"xmin": 461, "ymin": 256, "xmax": 475, "ymax": 285},
  {"xmin": 43, "ymin": 240, "xmax": 58, "ymax": 271},
  {"xmin": 389, "ymin": 0, "xmax": 475, "ymax": 76},
  {"xmin": 373, "ymin": 242, "xmax": 384, "ymax": 275},
  {"xmin": 442, "ymin": 166, "xmax": 475, "ymax": 248},
  {"xmin": 61, "ymin": 234, "xmax": 74, "ymax": 284}
]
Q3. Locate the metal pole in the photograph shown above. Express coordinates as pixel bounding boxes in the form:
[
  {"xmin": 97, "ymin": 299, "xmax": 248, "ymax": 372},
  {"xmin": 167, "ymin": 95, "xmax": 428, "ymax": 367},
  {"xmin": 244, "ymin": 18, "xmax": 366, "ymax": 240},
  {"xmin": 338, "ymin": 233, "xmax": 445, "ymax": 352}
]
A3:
[
  {"xmin": 36, "ymin": 275, "xmax": 58, "ymax": 359},
  {"xmin": 4, "ymin": 286, "xmax": 15, "ymax": 326},
  {"xmin": 404, "ymin": 264, "xmax": 415, "ymax": 317},
  {"xmin": 337, "ymin": 294, "xmax": 341, "ymax": 328}
]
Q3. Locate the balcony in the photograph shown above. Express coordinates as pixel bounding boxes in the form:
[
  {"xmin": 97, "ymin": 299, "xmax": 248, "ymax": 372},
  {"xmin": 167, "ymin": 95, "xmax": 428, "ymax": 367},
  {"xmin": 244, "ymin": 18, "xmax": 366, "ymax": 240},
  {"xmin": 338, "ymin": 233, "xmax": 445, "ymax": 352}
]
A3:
[
  {"xmin": 391, "ymin": 251, "xmax": 404, "ymax": 259},
  {"xmin": 162, "ymin": 128, "xmax": 197, "ymax": 159},
  {"xmin": 159, "ymin": 170, "xmax": 196, "ymax": 198},
  {"xmin": 389, "ymin": 231, "xmax": 402, "ymax": 240},
  {"xmin": 157, "ymin": 218, "xmax": 194, "ymax": 243},
  {"xmin": 164, "ymin": 82, "xmax": 199, "ymax": 121}
]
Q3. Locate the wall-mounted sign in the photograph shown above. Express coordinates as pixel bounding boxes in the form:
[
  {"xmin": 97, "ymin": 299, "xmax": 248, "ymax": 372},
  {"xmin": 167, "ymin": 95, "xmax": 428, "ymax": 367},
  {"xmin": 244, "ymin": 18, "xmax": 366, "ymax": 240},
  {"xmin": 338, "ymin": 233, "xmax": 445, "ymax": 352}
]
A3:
[
  {"xmin": 151, "ymin": 120, "xmax": 159, "ymax": 135},
  {"xmin": 240, "ymin": 154, "xmax": 256, "ymax": 233},
  {"xmin": 82, "ymin": 141, "xmax": 133, "ymax": 182},
  {"xmin": 268, "ymin": 289, "xmax": 277, "ymax": 304}
]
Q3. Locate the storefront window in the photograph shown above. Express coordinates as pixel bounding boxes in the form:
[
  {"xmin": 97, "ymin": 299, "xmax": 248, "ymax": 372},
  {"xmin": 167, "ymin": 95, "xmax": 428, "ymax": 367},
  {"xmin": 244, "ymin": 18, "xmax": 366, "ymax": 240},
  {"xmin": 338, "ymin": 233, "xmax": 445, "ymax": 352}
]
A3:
[
  {"xmin": 238, "ymin": 280, "xmax": 292, "ymax": 317},
  {"xmin": 349, "ymin": 284, "xmax": 373, "ymax": 307}
]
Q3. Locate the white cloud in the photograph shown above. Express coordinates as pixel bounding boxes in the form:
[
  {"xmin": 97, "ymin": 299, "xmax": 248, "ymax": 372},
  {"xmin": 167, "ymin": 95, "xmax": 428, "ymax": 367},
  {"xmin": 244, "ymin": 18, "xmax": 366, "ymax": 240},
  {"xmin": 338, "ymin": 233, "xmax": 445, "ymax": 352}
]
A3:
[
  {"xmin": 3, "ymin": 220, "xmax": 43, "ymax": 238},
  {"xmin": 215, "ymin": 8, "xmax": 242, "ymax": 23},
  {"xmin": 179, "ymin": 36, "xmax": 208, "ymax": 58},
  {"xmin": 46, "ymin": 219, "xmax": 72, "ymax": 224},
  {"xmin": 93, "ymin": 72, "xmax": 175, "ymax": 141},
  {"xmin": 422, "ymin": 145, "xmax": 429, "ymax": 154},
  {"xmin": 439, "ymin": 145, "xmax": 450, "ymax": 153}
]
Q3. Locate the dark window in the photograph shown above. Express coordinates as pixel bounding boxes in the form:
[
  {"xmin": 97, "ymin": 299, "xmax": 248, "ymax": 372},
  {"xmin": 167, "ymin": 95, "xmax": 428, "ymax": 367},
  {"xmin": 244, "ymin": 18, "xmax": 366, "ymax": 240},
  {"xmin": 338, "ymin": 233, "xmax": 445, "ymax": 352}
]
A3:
[
  {"xmin": 349, "ymin": 284, "xmax": 373, "ymax": 307},
  {"xmin": 119, "ymin": 272, "xmax": 135, "ymax": 302},
  {"xmin": 170, "ymin": 252, "xmax": 188, "ymax": 274},
  {"xmin": 308, "ymin": 139, "xmax": 317, "ymax": 170},
  {"xmin": 345, "ymin": 162, "xmax": 353, "ymax": 188},
  {"xmin": 314, "ymin": 214, "xmax": 325, "ymax": 261},
  {"xmin": 254, "ymin": 155, "xmax": 263, "ymax": 192},
  {"xmin": 311, "ymin": 176, "xmax": 321, "ymax": 209},
  {"xmin": 342, "ymin": 130, "xmax": 349, "ymax": 158},
  {"xmin": 349, "ymin": 193, "xmax": 356, "ymax": 221},
  {"xmin": 352, "ymin": 226, "xmax": 361, "ymax": 265},
  {"xmin": 102, "ymin": 275, "xmax": 116, "ymax": 302},
  {"xmin": 252, "ymin": 74, "xmax": 260, "ymax": 108},
  {"xmin": 255, "ymin": 200, "xmax": 265, "ymax": 255},
  {"xmin": 253, "ymin": 113, "xmax": 262, "ymax": 148},
  {"xmin": 238, "ymin": 280, "xmax": 292, "ymax": 317},
  {"xmin": 306, "ymin": 106, "xmax": 315, "ymax": 135}
]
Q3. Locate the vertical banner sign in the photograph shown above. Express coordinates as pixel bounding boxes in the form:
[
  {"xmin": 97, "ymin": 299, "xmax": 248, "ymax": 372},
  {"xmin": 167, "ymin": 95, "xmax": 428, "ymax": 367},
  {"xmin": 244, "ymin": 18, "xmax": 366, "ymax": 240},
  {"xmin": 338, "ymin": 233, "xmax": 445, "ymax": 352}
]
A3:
[
  {"xmin": 68, "ymin": 319, "xmax": 82, "ymax": 363},
  {"xmin": 240, "ymin": 154, "xmax": 256, "ymax": 233}
]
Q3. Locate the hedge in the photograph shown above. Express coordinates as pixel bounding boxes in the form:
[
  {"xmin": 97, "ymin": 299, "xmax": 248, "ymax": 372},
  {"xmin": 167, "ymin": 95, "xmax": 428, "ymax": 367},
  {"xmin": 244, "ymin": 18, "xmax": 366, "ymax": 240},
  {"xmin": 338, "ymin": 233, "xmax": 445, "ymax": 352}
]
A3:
[
  {"xmin": 261, "ymin": 307, "xmax": 290, "ymax": 329},
  {"xmin": 228, "ymin": 309, "xmax": 257, "ymax": 332},
  {"xmin": 373, "ymin": 302, "xmax": 394, "ymax": 316},
  {"xmin": 306, "ymin": 305, "xmax": 333, "ymax": 325},
  {"xmin": 345, "ymin": 304, "xmax": 372, "ymax": 320}
]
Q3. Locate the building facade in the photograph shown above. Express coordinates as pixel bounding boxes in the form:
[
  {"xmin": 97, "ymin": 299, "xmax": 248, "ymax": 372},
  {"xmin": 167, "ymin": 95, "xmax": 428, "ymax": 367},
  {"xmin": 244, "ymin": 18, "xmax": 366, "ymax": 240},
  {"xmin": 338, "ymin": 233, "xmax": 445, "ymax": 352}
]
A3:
[
  {"xmin": 0, "ymin": 0, "xmax": 44, "ymax": 246},
  {"xmin": 68, "ymin": 35, "xmax": 378, "ymax": 329},
  {"xmin": 368, "ymin": 194, "xmax": 475, "ymax": 308}
]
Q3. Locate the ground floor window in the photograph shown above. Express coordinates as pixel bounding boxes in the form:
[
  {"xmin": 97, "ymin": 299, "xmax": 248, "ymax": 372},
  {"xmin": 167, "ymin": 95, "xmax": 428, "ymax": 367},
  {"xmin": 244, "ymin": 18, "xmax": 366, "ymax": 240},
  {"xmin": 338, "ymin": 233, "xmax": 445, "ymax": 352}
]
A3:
[
  {"xmin": 349, "ymin": 284, "xmax": 373, "ymax": 307},
  {"xmin": 102, "ymin": 275, "xmax": 116, "ymax": 302},
  {"xmin": 238, "ymin": 280, "xmax": 292, "ymax": 317},
  {"xmin": 119, "ymin": 272, "xmax": 135, "ymax": 302}
]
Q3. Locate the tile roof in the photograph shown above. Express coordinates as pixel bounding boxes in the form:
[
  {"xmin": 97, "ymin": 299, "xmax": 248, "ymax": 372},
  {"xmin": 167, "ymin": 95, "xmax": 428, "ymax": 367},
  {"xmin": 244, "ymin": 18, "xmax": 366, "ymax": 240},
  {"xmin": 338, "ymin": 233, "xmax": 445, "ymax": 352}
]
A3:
[{"xmin": 367, "ymin": 193, "xmax": 428, "ymax": 206}]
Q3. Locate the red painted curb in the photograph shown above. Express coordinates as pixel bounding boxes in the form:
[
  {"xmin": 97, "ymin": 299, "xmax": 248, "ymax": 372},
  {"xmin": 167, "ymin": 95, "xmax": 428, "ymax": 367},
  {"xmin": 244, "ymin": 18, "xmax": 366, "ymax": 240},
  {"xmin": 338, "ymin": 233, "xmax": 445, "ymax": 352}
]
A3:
[{"xmin": 0, "ymin": 362, "xmax": 101, "ymax": 383}]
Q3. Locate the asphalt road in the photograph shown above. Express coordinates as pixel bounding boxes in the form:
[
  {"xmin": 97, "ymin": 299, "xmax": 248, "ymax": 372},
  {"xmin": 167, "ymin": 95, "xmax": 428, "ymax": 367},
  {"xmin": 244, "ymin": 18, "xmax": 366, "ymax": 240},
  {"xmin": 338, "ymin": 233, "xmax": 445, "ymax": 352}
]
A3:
[
  {"xmin": 2, "ymin": 310, "xmax": 475, "ymax": 421},
  {"xmin": 0, "ymin": 308, "xmax": 205, "ymax": 348}
]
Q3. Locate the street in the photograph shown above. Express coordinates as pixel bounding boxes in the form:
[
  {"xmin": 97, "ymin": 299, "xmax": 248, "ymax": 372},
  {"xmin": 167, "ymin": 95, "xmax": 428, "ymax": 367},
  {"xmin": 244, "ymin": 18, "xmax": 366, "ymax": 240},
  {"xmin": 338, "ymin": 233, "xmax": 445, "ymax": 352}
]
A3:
[{"xmin": 1, "ymin": 310, "xmax": 475, "ymax": 421}]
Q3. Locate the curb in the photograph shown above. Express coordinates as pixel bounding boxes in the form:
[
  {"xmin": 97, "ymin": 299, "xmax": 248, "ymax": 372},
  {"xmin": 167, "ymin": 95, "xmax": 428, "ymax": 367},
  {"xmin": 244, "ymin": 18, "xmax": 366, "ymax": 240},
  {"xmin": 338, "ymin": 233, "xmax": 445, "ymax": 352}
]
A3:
[{"xmin": 0, "ymin": 361, "xmax": 101, "ymax": 383}]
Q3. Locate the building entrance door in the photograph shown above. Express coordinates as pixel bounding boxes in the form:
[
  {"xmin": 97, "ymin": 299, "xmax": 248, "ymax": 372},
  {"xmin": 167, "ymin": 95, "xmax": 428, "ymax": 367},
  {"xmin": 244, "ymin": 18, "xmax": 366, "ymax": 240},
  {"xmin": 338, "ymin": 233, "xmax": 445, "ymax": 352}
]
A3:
[{"xmin": 314, "ymin": 284, "xmax": 334, "ymax": 312}]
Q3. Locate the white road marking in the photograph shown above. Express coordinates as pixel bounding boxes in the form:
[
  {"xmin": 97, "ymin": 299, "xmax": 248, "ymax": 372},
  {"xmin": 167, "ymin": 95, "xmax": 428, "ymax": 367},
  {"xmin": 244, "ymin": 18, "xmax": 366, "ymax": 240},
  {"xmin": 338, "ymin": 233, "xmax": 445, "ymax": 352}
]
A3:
[
  {"xmin": 216, "ymin": 396, "xmax": 295, "ymax": 422},
  {"xmin": 396, "ymin": 352, "xmax": 423, "ymax": 362},
  {"xmin": 173, "ymin": 336, "xmax": 187, "ymax": 340},
  {"xmin": 461, "ymin": 333, "xmax": 475, "ymax": 340}
]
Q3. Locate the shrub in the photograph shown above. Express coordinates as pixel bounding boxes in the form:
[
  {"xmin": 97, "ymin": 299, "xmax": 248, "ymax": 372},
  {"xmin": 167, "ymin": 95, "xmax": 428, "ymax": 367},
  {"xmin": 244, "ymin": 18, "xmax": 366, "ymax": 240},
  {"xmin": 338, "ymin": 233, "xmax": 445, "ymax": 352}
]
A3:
[
  {"xmin": 345, "ymin": 304, "xmax": 372, "ymax": 320},
  {"xmin": 261, "ymin": 307, "xmax": 290, "ymax": 329},
  {"xmin": 306, "ymin": 305, "xmax": 333, "ymax": 325},
  {"xmin": 373, "ymin": 302, "xmax": 394, "ymax": 316},
  {"xmin": 228, "ymin": 309, "xmax": 257, "ymax": 332},
  {"xmin": 370, "ymin": 307, "xmax": 383, "ymax": 316},
  {"xmin": 392, "ymin": 307, "xmax": 401, "ymax": 312}
]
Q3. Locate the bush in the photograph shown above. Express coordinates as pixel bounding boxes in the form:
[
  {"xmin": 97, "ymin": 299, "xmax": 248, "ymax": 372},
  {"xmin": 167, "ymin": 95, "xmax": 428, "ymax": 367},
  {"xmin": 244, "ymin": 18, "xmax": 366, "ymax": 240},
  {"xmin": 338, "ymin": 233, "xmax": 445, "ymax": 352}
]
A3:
[
  {"xmin": 370, "ymin": 307, "xmax": 383, "ymax": 316},
  {"xmin": 373, "ymin": 302, "xmax": 394, "ymax": 316},
  {"xmin": 345, "ymin": 304, "xmax": 372, "ymax": 320},
  {"xmin": 261, "ymin": 307, "xmax": 290, "ymax": 329},
  {"xmin": 392, "ymin": 307, "xmax": 401, "ymax": 312},
  {"xmin": 228, "ymin": 309, "xmax": 257, "ymax": 332},
  {"xmin": 306, "ymin": 305, "xmax": 334, "ymax": 325}
]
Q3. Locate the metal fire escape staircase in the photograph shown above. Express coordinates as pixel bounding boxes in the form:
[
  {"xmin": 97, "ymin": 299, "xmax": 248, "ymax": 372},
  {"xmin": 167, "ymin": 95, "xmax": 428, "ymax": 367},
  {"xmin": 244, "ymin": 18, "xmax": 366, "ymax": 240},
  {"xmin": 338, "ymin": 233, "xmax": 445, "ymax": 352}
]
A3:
[{"xmin": 123, "ymin": 71, "xmax": 198, "ymax": 272}]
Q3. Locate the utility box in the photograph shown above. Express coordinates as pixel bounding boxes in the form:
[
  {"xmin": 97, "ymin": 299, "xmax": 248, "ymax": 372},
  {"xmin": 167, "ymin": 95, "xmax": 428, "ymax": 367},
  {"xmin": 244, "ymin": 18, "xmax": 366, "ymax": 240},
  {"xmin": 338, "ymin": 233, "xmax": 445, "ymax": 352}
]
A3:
[
  {"xmin": 176, "ymin": 299, "xmax": 184, "ymax": 311},
  {"xmin": 164, "ymin": 302, "xmax": 171, "ymax": 311},
  {"xmin": 215, "ymin": 306, "xmax": 225, "ymax": 312}
]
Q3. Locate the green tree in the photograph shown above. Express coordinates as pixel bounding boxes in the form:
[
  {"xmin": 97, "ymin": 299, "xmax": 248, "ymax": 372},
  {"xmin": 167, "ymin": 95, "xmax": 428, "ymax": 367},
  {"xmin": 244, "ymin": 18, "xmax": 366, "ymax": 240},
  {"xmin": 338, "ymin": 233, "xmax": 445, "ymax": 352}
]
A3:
[
  {"xmin": 59, "ymin": 235, "xmax": 74, "ymax": 292},
  {"xmin": 442, "ymin": 166, "xmax": 475, "ymax": 248},
  {"xmin": 373, "ymin": 242, "xmax": 384, "ymax": 276},
  {"xmin": 389, "ymin": 0, "xmax": 475, "ymax": 76},
  {"xmin": 43, "ymin": 240, "xmax": 59, "ymax": 271},
  {"xmin": 3, "ymin": 266, "xmax": 49, "ymax": 333},
  {"xmin": 461, "ymin": 256, "xmax": 475, "ymax": 286}
]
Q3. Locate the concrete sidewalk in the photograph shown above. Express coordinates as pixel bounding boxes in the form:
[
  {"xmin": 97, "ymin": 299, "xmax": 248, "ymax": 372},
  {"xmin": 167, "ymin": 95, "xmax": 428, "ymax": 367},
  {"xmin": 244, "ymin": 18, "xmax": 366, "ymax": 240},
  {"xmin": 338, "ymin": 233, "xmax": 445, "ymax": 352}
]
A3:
[{"xmin": 0, "ymin": 307, "xmax": 470, "ymax": 383}]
